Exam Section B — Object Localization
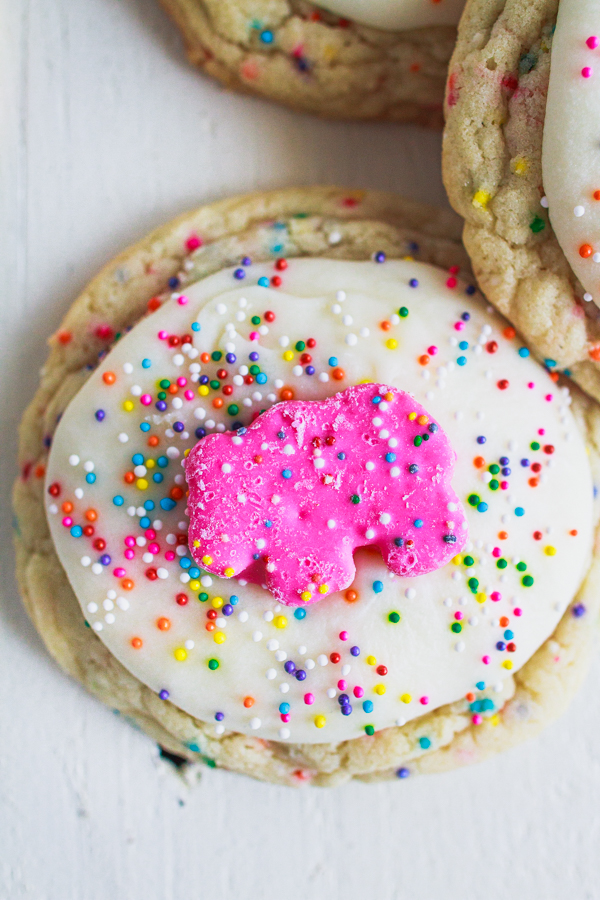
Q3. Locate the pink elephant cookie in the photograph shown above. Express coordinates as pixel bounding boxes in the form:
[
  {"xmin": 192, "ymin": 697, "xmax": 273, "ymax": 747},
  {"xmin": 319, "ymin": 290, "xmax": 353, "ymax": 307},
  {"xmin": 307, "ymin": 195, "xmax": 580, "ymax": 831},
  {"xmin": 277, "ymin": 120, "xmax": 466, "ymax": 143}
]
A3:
[{"xmin": 185, "ymin": 383, "xmax": 468, "ymax": 605}]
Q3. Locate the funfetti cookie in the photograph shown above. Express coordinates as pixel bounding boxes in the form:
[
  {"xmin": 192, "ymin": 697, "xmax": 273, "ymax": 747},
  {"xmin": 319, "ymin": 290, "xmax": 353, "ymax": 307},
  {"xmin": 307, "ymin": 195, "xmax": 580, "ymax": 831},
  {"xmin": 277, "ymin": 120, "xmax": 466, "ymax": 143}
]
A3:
[
  {"xmin": 15, "ymin": 187, "xmax": 600, "ymax": 786},
  {"xmin": 442, "ymin": 0, "xmax": 600, "ymax": 406},
  {"xmin": 158, "ymin": 0, "xmax": 465, "ymax": 126}
]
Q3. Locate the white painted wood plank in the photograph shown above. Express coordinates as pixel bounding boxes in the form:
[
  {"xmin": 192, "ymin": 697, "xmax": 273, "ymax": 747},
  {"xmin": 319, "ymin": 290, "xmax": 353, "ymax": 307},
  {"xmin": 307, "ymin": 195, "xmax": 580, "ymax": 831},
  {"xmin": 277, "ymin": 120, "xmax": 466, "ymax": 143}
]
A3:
[{"xmin": 2, "ymin": 1, "xmax": 600, "ymax": 898}]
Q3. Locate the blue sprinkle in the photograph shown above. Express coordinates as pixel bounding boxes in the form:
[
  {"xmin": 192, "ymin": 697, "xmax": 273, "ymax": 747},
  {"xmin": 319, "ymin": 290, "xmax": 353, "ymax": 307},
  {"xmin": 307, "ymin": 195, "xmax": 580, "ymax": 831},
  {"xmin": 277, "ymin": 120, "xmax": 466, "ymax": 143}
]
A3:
[
  {"xmin": 518, "ymin": 347, "xmax": 530, "ymax": 358},
  {"xmin": 257, "ymin": 276, "xmax": 270, "ymax": 287},
  {"xmin": 394, "ymin": 537, "xmax": 404, "ymax": 547},
  {"xmin": 477, "ymin": 502, "xmax": 488, "ymax": 513},
  {"xmin": 414, "ymin": 519, "xmax": 424, "ymax": 528},
  {"xmin": 279, "ymin": 703, "xmax": 290, "ymax": 715},
  {"xmin": 363, "ymin": 700, "xmax": 374, "ymax": 713},
  {"xmin": 140, "ymin": 516, "xmax": 151, "ymax": 528},
  {"xmin": 465, "ymin": 285, "xmax": 476, "ymax": 295},
  {"xmin": 191, "ymin": 322, "xmax": 201, "ymax": 332},
  {"xmin": 520, "ymin": 458, "xmax": 530, "ymax": 467},
  {"xmin": 372, "ymin": 581, "xmax": 384, "ymax": 593},
  {"xmin": 260, "ymin": 29, "xmax": 274, "ymax": 43},
  {"xmin": 85, "ymin": 473, "xmax": 96, "ymax": 484},
  {"xmin": 461, "ymin": 312, "xmax": 470, "ymax": 321},
  {"xmin": 256, "ymin": 373, "xmax": 267, "ymax": 384},
  {"xmin": 515, "ymin": 507, "xmax": 525, "ymax": 517},
  {"xmin": 573, "ymin": 603, "xmax": 586, "ymax": 618},
  {"xmin": 168, "ymin": 277, "xmax": 179, "ymax": 289},
  {"xmin": 419, "ymin": 737, "xmax": 431, "ymax": 750},
  {"xmin": 374, "ymin": 251, "xmax": 386, "ymax": 263},
  {"xmin": 496, "ymin": 641, "xmax": 506, "ymax": 651},
  {"xmin": 157, "ymin": 456, "xmax": 168, "ymax": 467},
  {"xmin": 140, "ymin": 422, "xmax": 150, "ymax": 432},
  {"xmin": 329, "ymin": 357, "xmax": 338, "ymax": 366},
  {"xmin": 229, "ymin": 595, "xmax": 239, "ymax": 605},
  {"xmin": 264, "ymin": 520, "xmax": 273, "ymax": 528},
  {"xmin": 457, "ymin": 356, "xmax": 467, "ymax": 366},
  {"xmin": 160, "ymin": 498, "xmax": 176, "ymax": 511},
  {"xmin": 476, "ymin": 681, "xmax": 485, "ymax": 690},
  {"xmin": 113, "ymin": 495, "xmax": 124, "ymax": 506},
  {"xmin": 179, "ymin": 557, "xmax": 191, "ymax": 569},
  {"xmin": 372, "ymin": 396, "xmax": 382, "ymax": 405},
  {"xmin": 241, "ymin": 256, "xmax": 252, "ymax": 265},
  {"xmin": 143, "ymin": 500, "xmax": 155, "ymax": 511},
  {"xmin": 142, "ymin": 358, "xmax": 151, "ymax": 368},
  {"xmin": 159, "ymin": 690, "xmax": 170, "ymax": 700},
  {"xmin": 294, "ymin": 607, "xmax": 306, "ymax": 620},
  {"xmin": 337, "ymin": 452, "xmax": 346, "ymax": 460},
  {"xmin": 282, "ymin": 469, "xmax": 292, "ymax": 479},
  {"xmin": 70, "ymin": 525, "xmax": 83, "ymax": 538},
  {"xmin": 189, "ymin": 568, "xmax": 200, "ymax": 579},
  {"xmin": 504, "ymin": 629, "xmax": 514, "ymax": 640},
  {"xmin": 545, "ymin": 358, "xmax": 556, "ymax": 368},
  {"xmin": 153, "ymin": 472, "xmax": 164, "ymax": 483},
  {"xmin": 408, "ymin": 463, "xmax": 418, "ymax": 473},
  {"xmin": 459, "ymin": 341, "xmax": 469, "ymax": 350},
  {"xmin": 132, "ymin": 453, "xmax": 144, "ymax": 466},
  {"xmin": 385, "ymin": 452, "xmax": 397, "ymax": 463}
]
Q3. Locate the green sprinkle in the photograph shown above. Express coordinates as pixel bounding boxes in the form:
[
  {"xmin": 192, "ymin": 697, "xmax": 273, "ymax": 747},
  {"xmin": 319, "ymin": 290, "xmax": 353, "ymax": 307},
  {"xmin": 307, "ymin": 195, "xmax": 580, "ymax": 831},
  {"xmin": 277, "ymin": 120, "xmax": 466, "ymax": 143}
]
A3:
[
  {"xmin": 210, "ymin": 380, "xmax": 220, "ymax": 390},
  {"xmin": 451, "ymin": 622, "xmax": 462, "ymax": 633},
  {"xmin": 351, "ymin": 494, "xmax": 361, "ymax": 504},
  {"xmin": 497, "ymin": 558, "xmax": 508, "ymax": 569},
  {"xmin": 249, "ymin": 364, "xmax": 260, "ymax": 375},
  {"xmin": 468, "ymin": 577, "xmax": 479, "ymax": 593},
  {"xmin": 159, "ymin": 379, "xmax": 170, "ymax": 389},
  {"xmin": 414, "ymin": 436, "xmax": 422, "ymax": 447},
  {"xmin": 251, "ymin": 316, "xmax": 261, "ymax": 325},
  {"xmin": 463, "ymin": 555, "xmax": 474, "ymax": 567},
  {"xmin": 530, "ymin": 441, "xmax": 540, "ymax": 451},
  {"xmin": 522, "ymin": 575, "xmax": 534, "ymax": 587},
  {"xmin": 365, "ymin": 725, "xmax": 375, "ymax": 736},
  {"xmin": 468, "ymin": 494, "xmax": 480, "ymax": 507},
  {"xmin": 516, "ymin": 562, "xmax": 527, "ymax": 572},
  {"xmin": 295, "ymin": 341, "xmax": 306, "ymax": 352},
  {"xmin": 157, "ymin": 391, "xmax": 166, "ymax": 400},
  {"xmin": 489, "ymin": 479, "xmax": 499, "ymax": 491},
  {"xmin": 489, "ymin": 464, "xmax": 500, "ymax": 475},
  {"xmin": 199, "ymin": 592, "xmax": 209, "ymax": 602},
  {"xmin": 211, "ymin": 351, "xmax": 222, "ymax": 362},
  {"xmin": 399, "ymin": 307, "xmax": 409, "ymax": 318},
  {"xmin": 388, "ymin": 611, "xmax": 401, "ymax": 624},
  {"xmin": 227, "ymin": 404, "xmax": 239, "ymax": 415},
  {"xmin": 530, "ymin": 215, "xmax": 545, "ymax": 233},
  {"xmin": 208, "ymin": 658, "xmax": 219, "ymax": 670}
]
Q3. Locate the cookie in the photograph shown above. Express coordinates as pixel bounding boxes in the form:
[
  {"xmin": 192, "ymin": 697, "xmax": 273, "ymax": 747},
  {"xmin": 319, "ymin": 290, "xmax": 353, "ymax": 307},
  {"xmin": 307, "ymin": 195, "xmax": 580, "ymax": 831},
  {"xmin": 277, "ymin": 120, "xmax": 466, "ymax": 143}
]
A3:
[
  {"xmin": 442, "ymin": 0, "xmax": 600, "ymax": 408},
  {"xmin": 15, "ymin": 187, "xmax": 600, "ymax": 785},
  {"xmin": 157, "ymin": 0, "xmax": 463, "ymax": 126}
]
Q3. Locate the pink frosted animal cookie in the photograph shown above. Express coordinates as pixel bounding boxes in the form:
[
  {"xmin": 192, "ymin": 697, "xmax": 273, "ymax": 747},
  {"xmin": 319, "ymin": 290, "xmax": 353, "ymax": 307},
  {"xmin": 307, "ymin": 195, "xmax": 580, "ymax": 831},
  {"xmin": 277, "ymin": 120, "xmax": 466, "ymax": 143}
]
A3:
[{"xmin": 186, "ymin": 383, "xmax": 468, "ymax": 606}]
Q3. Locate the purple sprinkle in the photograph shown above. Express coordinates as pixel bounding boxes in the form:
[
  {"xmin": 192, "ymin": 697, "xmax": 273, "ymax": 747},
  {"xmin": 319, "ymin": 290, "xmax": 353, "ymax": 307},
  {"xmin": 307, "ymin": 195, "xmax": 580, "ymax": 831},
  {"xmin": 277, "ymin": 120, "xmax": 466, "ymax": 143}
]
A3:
[
  {"xmin": 284, "ymin": 660, "xmax": 296, "ymax": 675},
  {"xmin": 241, "ymin": 257, "xmax": 252, "ymax": 266},
  {"xmin": 100, "ymin": 554, "xmax": 111, "ymax": 566},
  {"xmin": 461, "ymin": 312, "xmax": 471, "ymax": 321},
  {"xmin": 226, "ymin": 353, "xmax": 236, "ymax": 364},
  {"xmin": 572, "ymin": 603, "xmax": 586, "ymax": 618},
  {"xmin": 295, "ymin": 669, "xmax": 307, "ymax": 681},
  {"xmin": 156, "ymin": 400, "xmax": 167, "ymax": 411},
  {"xmin": 173, "ymin": 421, "xmax": 185, "ymax": 433},
  {"xmin": 521, "ymin": 458, "xmax": 530, "ymax": 467},
  {"xmin": 396, "ymin": 767, "xmax": 410, "ymax": 779},
  {"xmin": 350, "ymin": 646, "xmax": 360, "ymax": 657},
  {"xmin": 374, "ymin": 251, "xmax": 386, "ymax": 263},
  {"xmin": 215, "ymin": 711, "xmax": 224, "ymax": 721},
  {"xmin": 409, "ymin": 279, "xmax": 419, "ymax": 288},
  {"xmin": 476, "ymin": 436, "xmax": 486, "ymax": 445},
  {"xmin": 305, "ymin": 366, "xmax": 315, "ymax": 375},
  {"xmin": 249, "ymin": 352, "xmax": 259, "ymax": 362},
  {"xmin": 234, "ymin": 268, "xmax": 245, "ymax": 280},
  {"xmin": 159, "ymin": 689, "xmax": 170, "ymax": 700},
  {"xmin": 95, "ymin": 409, "xmax": 106, "ymax": 421}
]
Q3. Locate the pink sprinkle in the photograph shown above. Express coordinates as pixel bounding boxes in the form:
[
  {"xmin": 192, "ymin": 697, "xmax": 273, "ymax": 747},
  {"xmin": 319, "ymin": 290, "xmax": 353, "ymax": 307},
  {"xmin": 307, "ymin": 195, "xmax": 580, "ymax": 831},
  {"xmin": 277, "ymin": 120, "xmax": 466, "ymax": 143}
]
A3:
[
  {"xmin": 177, "ymin": 295, "xmax": 188, "ymax": 306},
  {"xmin": 353, "ymin": 686, "xmax": 364, "ymax": 698},
  {"xmin": 492, "ymin": 547, "xmax": 501, "ymax": 558},
  {"xmin": 582, "ymin": 66, "xmax": 593, "ymax": 78},
  {"xmin": 482, "ymin": 655, "xmax": 491, "ymax": 665},
  {"xmin": 454, "ymin": 321, "xmax": 465, "ymax": 331},
  {"xmin": 419, "ymin": 696, "xmax": 429, "ymax": 706},
  {"xmin": 587, "ymin": 36, "xmax": 599, "ymax": 49},
  {"xmin": 184, "ymin": 390, "xmax": 194, "ymax": 401},
  {"xmin": 249, "ymin": 331, "xmax": 259, "ymax": 341},
  {"xmin": 538, "ymin": 428, "xmax": 545, "ymax": 435},
  {"xmin": 528, "ymin": 382, "xmax": 535, "ymax": 389},
  {"xmin": 449, "ymin": 265, "xmax": 460, "ymax": 275},
  {"xmin": 140, "ymin": 394, "xmax": 152, "ymax": 406},
  {"xmin": 124, "ymin": 536, "xmax": 136, "ymax": 548},
  {"xmin": 446, "ymin": 277, "xmax": 458, "ymax": 289},
  {"xmin": 427, "ymin": 345, "xmax": 438, "ymax": 356},
  {"xmin": 304, "ymin": 693, "xmax": 314, "ymax": 705},
  {"xmin": 124, "ymin": 549, "xmax": 134, "ymax": 560},
  {"xmin": 158, "ymin": 330, "xmax": 168, "ymax": 340},
  {"xmin": 491, "ymin": 591, "xmax": 501, "ymax": 602},
  {"xmin": 177, "ymin": 377, "xmax": 187, "ymax": 387},
  {"xmin": 114, "ymin": 567, "xmax": 126, "ymax": 578},
  {"xmin": 337, "ymin": 679, "xmax": 347, "ymax": 691},
  {"xmin": 472, "ymin": 714, "xmax": 483, "ymax": 725},
  {"xmin": 95, "ymin": 323, "xmax": 113, "ymax": 340},
  {"xmin": 186, "ymin": 234, "xmax": 202, "ymax": 252},
  {"xmin": 454, "ymin": 611, "xmax": 463, "ymax": 620},
  {"xmin": 545, "ymin": 393, "xmax": 553, "ymax": 402},
  {"xmin": 514, "ymin": 607, "xmax": 523, "ymax": 616},
  {"xmin": 62, "ymin": 516, "xmax": 73, "ymax": 527},
  {"xmin": 146, "ymin": 529, "xmax": 156, "ymax": 540},
  {"xmin": 281, "ymin": 713, "xmax": 290, "ymax": 722},
  {"xmin": 164, "ymin": 551, "xmax": 176, "ymax": 562},
  {"xmin": 500, "ymin": 481, "xmax": 509, "ymax": 490},
  {"xmin": 339, "ymin": 630, "xmax": 348, "ymax": 641},
  {"xmin": 148, "ymin": 543, "xmax": 160, "ymax": 554}
]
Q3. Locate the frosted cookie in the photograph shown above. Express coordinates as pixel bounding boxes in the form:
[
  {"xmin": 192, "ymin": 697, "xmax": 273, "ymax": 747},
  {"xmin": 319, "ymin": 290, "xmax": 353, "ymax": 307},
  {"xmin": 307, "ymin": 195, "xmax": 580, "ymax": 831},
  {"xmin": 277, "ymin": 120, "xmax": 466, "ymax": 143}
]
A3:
[
  {"xmin": 15, "ymin": 188, "xmax": 600, "ymax": 784},
  {"xmin": 157, "ymin": 0, "xmax": 464, "ymax": 126},
  {"xmin": 443, "ymin": 0, "xmax": 600, "ymax": 407}
]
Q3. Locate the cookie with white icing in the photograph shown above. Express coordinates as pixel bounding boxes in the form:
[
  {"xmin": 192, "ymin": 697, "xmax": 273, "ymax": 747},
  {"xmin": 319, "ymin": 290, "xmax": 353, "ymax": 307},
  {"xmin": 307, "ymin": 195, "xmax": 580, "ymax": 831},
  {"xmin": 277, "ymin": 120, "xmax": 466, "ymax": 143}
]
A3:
[
  {"xmin": 15, "ymin": 188, "xmax": 600, "ymax": 784},
  {"xmin": 443, "ymin": 0, "xmax": 600, "ymax": 407},
  {"xmin": 157, "ymin": 0, "xmax": 464, "ymax": 126}
]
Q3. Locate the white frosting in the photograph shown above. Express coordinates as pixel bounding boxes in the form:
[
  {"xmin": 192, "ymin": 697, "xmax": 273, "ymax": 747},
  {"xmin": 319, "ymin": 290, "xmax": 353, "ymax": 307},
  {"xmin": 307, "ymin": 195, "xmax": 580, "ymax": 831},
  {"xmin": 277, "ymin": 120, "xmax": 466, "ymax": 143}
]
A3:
[
  {"xmin": 544, "ymin": 0, "xmax": 600, "ymax": 305},
  {"xmin": 315, "ymin": 0, "xmax": 464, "ymax": 31},
  {"xmin": 45, "ymin": 259, "xmax": 593, "ymax": 744}
]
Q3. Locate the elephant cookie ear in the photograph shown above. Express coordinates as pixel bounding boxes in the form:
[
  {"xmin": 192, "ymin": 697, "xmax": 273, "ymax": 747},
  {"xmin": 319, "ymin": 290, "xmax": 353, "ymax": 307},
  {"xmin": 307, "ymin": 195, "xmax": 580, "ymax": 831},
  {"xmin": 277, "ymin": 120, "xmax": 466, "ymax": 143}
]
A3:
[{"xmin": 185, "ymin": 383, "xmax": 468, "ymax": 606}]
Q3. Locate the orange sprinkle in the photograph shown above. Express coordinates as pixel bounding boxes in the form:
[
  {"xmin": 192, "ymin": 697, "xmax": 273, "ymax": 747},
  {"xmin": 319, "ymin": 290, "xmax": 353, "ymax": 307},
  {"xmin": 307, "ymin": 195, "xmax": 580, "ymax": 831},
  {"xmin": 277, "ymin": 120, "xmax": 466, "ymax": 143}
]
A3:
[
  {"xmin": 102, "ymin": 371, "xmax": 116, "ymax": 385},
  {"xmin": 84, "ymin": 508, "xmax": 97, "ymax": 522},
  {"xmin": 570, "ymin": 529, "xmax": 578, "ymax": 536},
  {"xmin": 131, "ymin": 637, "xmax": 143, "ymax": 649},
  {"xmin": 344, "ymin": 589, "xmax": 359, "ymax": 603},
  {"xmin": 148, "ymin": 435, "xmax": 159, "ymax": 447},
  {"xmin": 62, "ymin": 501, "xmax": 74, "ymax": 514},
  {"xmin": 473, "ymin": 456, "xmax": 486, "ymax": 468},
  {"xmin": 147, "ymin": 297, "xmax": 161, "ymax": 312},
  {"xmin": 121, "ymin": 579, "xmax": 134, "ymax": 590},
  {"xmin": 550, "ymin": 372, "xmax": 559, "ymax": 382},
  {"xmin": 212, "ymin": 397, "xmax": 224, "ymax": 409},
  {"xmin": 57, "ymin": 330, "xmax": 72, "ymax": 345},
  {"xmin": 418, "ymin": 354, "xmax": 430, "ymax": 366},
  {"xmin": 331, "ymin": 367, "xmax": 346, "ymax": 381},
  {"xmin": 594, "ymin": 190, "xmax": 600, "ymax": 201},
  {"xmin": 500, "ymin": 616, "xmax": 510, "ymax": 627},
  {"xmin": 124, "ymin": 471, "xmax": 135, "ymax": 484},
  {"xmin": 157, "ymin": 617, "xmax": 171, "ymax": 631},
  {"xmin": 380, "ymin": 320, "xmax": 392, "ymax": 331},
  {"xmin": 200, "ymin": 352, "xmax": 211, "ymax": 364},
  {"xmin": 34, "ymin": 465, "xmax": 45, "ymax": 479},
  {"xmin": 498, "ymin": 531, "xmax": 508, "ymax": 540},
  {"xmin": 589, "ymin": 345, "xmax": 600, "ymax": 361},
  {"xmin": 466, "ymin": 692, "xmax": 475, "ymax": 702},
  {"xmin": 243, "ymin": 696, "xmax": 255, "ymax": 708},
  {"xmin": 205, "ymin": 622, "xmax": 216, "ymax": 632},
  {"xmin": 580, "ymin": 243, "xmax": 594, "ymax": 258},
  {"xmin": 168, "ymin": 383, "xmax": 178, "ymax": 395},
  {"xmin": 503, "ymin": 326, "xmax": 516, "ymax": 339},
  {"xmin": 528, "ymin": 477, "xmax": 539, "ymax": 487},
  {"xmin": 280, "ymin": 388, "xmax": 294, "ymax": 401},
  {"xmin": 170, "ymin": 486, "xmax": 184, "ymax": 501}
]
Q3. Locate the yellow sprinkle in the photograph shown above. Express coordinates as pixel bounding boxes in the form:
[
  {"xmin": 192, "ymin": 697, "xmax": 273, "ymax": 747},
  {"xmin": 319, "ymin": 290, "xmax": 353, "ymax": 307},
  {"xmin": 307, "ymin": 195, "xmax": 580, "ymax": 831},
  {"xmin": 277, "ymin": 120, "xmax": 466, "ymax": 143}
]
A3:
[
  {"xmin": 136, "ymin": 478, "xmax": 149, "ymax": 491},
  {"xmin": 202, "ymin": 555, "xmax": 213, "ymax": 565},
  {"xmin": 300, "ymin": 591, "xmax": 312, "ymax": 602},
  {"xmin": 283, "ymin": 350, "xmax": 294, "ymax": 361},
  {"xmin": 224, "ymin": 567, "xmax": 235, "ymax": 577},
  {"xmin": 314, "ymin": 715, "xmax": 326, "ymax": 729},
  {"xmin": 198, "ymin": 385, "xmax": 209, "ymax": 396},
  {"xmin": 476, "ymin": 592, "xmax": 487, "ymax": 604},
  {"xmin": 511, "ymin": 156, "xmax": 529, "ymax": 175},
  {"xmin": 184, "ymin": 448, "xmax": 191, "ymax": 458},
  {"xmin": 502, "ymin": 660, "xmax": 513, "ymax": 670},
  {"xmin": 417, "ymin": 415, "xmax": 429, "ymax": 425},
  {"xmin": 400, "ymin": 693, "xmax": 412, "ymax": 704},
  {"xmin": 472, "ymin": 189, "xmax": 492, "ymax": 210},
  {"xmin": 212, "ymin": 596, "xmax": 224, "ymax": 609},
  {"xmin": 544, "ymin": 545, "xmax": 556, "ymax": 556},
  {"xmin": 359, "ymin": 378, "xmax": 373, "ymax": 384},
  {"xmin": 490, "ymin": 714, "xmax": 500, "ymax": 727},
  {"xmin": 123, "ymin": 400, "xmax": 134, "ymax": 412},
  {"xmin": 274, "ymin": 615, "xmax": 287, "ymax": 629},
  {"xmin": 193, "ymin": 540, "xmax": 200, "ymax": 548},
  {"xmin": 146, "ymin": 459, "xmax": 155, "ymax": 469},
  {"xmin": 214, "ymin": 631, "xmax": 226, "ymax": 644},
  {"xmin": 366, "ymin": 655, "xmax": 377, "ymax": 666},
  {"xmin": 402, "ymin": 255, "xmax": 414, "ymax": 262},
  {"xmin": 189, "ymin": 580, "xmax": 200, "ymax": 591},
  {"xmin": 386, "ymin": 338, "xmax": 398, "ymax": 350},
  {"xmin": 174, "ymin": 647, "xmax": 187, "ymax": 662},
  {"xmin": 317, "ymin": 584, "xmax": 328, "ymax": 594},
  {"xmin": 408, "ymin": 412, "xmax": 417, "ymax": 421},
  {"xmin": 322, "ymin": 44, "xmax": 337, "ymax": 62},
  {"xmin": 374, "ymin": 684, "xmax": 386, "ymax": 695},
  {"xmin": 452, "ymin": 555, "xmax": 463, "ymax": 566}
]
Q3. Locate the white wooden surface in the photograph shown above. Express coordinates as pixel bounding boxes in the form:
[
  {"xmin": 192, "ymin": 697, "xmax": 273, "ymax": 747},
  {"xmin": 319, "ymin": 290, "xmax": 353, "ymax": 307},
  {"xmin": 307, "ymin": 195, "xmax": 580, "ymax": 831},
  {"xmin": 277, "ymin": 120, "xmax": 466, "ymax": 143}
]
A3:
[{"xmin": 3, "ymin": 1, "xmax": 600, "ymax": 898}]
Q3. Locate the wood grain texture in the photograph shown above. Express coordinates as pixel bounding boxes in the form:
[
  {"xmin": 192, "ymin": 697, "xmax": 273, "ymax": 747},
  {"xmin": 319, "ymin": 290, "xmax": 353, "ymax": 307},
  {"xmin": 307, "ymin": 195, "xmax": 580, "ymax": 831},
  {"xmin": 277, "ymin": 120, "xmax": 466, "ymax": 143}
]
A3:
[{"xmin": 1, "ymin": 0, "xmax": 600, "ymax": 897}]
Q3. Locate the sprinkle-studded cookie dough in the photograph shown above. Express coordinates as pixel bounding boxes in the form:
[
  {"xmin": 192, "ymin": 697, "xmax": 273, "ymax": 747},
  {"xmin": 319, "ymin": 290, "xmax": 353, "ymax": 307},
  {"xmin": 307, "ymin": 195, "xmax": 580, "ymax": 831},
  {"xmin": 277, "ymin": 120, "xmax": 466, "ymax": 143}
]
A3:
[{"xmin": 44, "ymin": 256, "xmax": 593, "ymax": 744}]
